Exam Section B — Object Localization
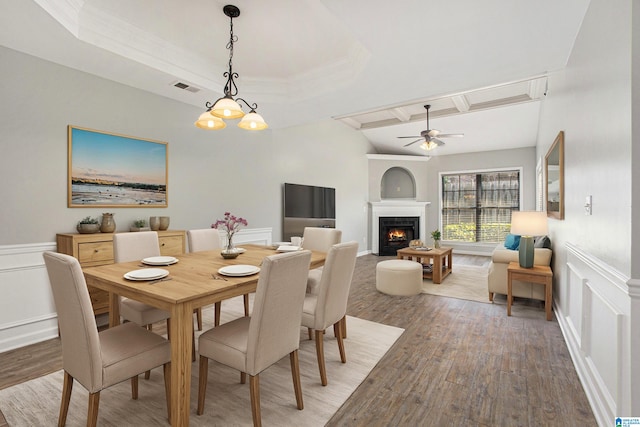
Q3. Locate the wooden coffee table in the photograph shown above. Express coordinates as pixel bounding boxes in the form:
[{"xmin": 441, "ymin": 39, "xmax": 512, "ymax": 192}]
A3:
[{"xmin": 396, "ymin": 246, "xmax": 452, "ymax": 284}]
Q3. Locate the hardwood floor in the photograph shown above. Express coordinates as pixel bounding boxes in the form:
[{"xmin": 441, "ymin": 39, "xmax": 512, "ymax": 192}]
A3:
[{"xmin": 0, "ymin": 253, "xmax": 597, "ymax": 426}]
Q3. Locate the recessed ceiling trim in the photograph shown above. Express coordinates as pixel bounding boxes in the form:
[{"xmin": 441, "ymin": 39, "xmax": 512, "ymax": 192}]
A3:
[{"xmin": 34, "ymin": 0, "xmax": 85, "ymax": 37}]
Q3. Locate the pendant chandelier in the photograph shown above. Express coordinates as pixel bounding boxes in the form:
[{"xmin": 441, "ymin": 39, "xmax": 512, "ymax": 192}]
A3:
[{"xmin": 195, "ymin": 4, "xmax": 268, "ymax": 131}]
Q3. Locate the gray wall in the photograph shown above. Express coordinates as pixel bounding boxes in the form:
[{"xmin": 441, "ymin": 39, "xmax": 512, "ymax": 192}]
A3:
[{"xmin": 0, "ymin": 46, "xmax": 374, "ymax": 248}]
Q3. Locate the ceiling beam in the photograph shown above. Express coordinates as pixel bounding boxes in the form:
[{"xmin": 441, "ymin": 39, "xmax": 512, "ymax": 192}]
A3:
[{"xmin": 451, "ymin": 95, "xmax": 470, "ymax": 112}]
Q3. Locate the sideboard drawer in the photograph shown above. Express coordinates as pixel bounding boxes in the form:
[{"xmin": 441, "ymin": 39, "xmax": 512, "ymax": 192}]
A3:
[
  {"xmin": 78, "ymin": 241, "xmax": 114, "ymax": 265},
  {"xmin": 159, "ymin": 235, "xmax": 184, "ymax": 256}
]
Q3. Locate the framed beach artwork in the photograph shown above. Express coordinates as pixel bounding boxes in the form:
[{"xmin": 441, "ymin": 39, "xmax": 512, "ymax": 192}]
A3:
[{"xmin": 68, "ymin": 126, "xmax": 168, "ymax": 207}]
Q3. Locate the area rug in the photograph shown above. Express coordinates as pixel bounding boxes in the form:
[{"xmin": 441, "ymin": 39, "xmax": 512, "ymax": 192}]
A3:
[
  {"xmin": 422, "ymin": 264, "xmax": 491, "ymax": 303},
  {"xmin": 0, "ymin": 297, "xmax": 403, "ymax": 426}
]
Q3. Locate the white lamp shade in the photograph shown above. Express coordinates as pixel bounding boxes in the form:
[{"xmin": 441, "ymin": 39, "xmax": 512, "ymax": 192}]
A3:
[
  {"xmin": 210, "ymin": 97, "xmax": 245, "ymax": 119},
  {"xmin": 195, "ymin": 112, "xmax": 226, "ymax": 130},
  {"xmin": 237, "ymin": 112, "xmax": 268, "ymax": 130},
  {"xmin": 510, "ymin": 211, "xmax": 548, "ymax": 236}
]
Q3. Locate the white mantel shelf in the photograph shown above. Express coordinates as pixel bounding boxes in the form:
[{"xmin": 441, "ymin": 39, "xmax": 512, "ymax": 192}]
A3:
[{"xmin": 370, "ymin": 200, "xmax": 431, "ymax": 255}]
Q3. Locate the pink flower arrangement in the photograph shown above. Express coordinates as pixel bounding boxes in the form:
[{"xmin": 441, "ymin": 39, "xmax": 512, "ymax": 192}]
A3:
[{"xmin": 212, "ymin": 212, "xmax": 248, "ymax": 239}]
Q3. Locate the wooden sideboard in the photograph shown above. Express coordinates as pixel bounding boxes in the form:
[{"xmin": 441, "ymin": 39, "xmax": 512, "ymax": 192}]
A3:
[{"xmin": 56, "ymin": 230, "xmax": 186, "ymax": 316}]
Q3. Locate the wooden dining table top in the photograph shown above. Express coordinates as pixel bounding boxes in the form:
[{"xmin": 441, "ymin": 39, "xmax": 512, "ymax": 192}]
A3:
[{"xmin": 82, "ymin": 244, "xmax": 326, "ymax": 313}]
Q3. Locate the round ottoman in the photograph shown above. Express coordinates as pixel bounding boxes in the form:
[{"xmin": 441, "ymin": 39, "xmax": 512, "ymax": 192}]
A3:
[{"xmin": 376, "ymin": 260, "xmax": 423, "ymax": 296}]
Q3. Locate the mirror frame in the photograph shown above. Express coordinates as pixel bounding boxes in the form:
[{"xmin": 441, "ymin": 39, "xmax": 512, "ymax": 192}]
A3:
[{"xmin": 545, "ymin": 131, "xmax": 564, "ymax": 220}]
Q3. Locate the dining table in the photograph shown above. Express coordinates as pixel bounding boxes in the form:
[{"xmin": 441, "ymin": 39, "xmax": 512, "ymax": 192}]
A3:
[{"xmin": 82, "ymin": 244, "xmax": 326, "ymax": 427}]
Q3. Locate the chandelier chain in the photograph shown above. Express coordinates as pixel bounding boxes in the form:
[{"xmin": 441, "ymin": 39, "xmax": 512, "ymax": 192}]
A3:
[{"xmin": 223, "ymin": 13, "xmax": 239, "ymax": 97}]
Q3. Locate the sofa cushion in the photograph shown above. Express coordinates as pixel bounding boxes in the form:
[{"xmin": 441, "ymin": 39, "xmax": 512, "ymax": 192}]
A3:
[
  {"xmin": 504, "ymin": 234, "xmax": 520, "ymax": 250},
  {"xmin": 534, "ymin": 235, "xmax": 551, "ymax": 248}
]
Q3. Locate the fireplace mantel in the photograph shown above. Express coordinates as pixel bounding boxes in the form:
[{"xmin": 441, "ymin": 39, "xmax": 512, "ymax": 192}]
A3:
[{"xmin": 370, "ymin": 200, "xmax": 431, "ymax": 255}]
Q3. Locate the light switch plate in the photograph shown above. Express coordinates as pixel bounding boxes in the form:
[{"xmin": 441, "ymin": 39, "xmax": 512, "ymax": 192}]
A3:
[{"xmin": 585, "ymin": 195, "xmax": 592, "ymax": 215}]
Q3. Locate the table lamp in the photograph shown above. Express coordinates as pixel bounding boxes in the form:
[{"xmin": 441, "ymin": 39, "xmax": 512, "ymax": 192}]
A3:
[{"xmin": 510, "ymin": 211, "xmax": 548, "ymax": 268}]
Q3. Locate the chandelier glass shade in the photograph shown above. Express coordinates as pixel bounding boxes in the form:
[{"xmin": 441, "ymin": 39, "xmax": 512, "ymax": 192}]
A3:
[
  {"xmin": 195, "ymin": 5, "xmax": 268, "ymax": 131},
  {"xmin": 420, "ymin": 140, "xmax": 438, "ymax": 151}
]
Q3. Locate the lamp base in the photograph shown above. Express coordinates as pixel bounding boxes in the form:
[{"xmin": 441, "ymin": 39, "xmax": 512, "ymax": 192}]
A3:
[{"xmin": 518, "ymin": 236, "xmax": 535, "ymax": 268}]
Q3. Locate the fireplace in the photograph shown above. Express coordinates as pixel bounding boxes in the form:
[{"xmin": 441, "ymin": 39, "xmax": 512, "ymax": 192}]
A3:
[{"xmin": 378, "ymin": 216, "xmax": 419, "ymax": 255}]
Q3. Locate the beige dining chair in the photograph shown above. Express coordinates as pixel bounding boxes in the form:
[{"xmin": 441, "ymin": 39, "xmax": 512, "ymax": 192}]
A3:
[
  {"xmin": 301, "ymin": 241, "xmax": 358, "ymax": 386},
  {"xmin": 196, "ymin": 250, "xmax": 312, "ymax": 427},
  {"xmin": 113, "ymin": 231, "xmax": 196, "ymax": 367},
  {"xmin": 301, "ymin": 227, "xmax": 342, "ymax": 294},
  {"xmin": 43, "ymin": 252, "xmax": 171, "ymax": 427},
  {"xmin": 187, "ymin": 228, "xmax": 250, "ymax": 327}
]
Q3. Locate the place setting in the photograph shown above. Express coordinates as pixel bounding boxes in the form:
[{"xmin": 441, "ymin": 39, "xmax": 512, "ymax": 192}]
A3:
[
  {"xmin": 123, "ymin": 267, "xmax": 172, "ymax": 284},
  {"xmin": 216, "ymin": 264, "xmax": 260, "ymax": 278}
]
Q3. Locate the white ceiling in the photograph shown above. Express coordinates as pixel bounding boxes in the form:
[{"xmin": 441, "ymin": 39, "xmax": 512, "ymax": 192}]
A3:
[{"xmin": 0, "ymin": 0, "xmax": 590, "ymax": 156}]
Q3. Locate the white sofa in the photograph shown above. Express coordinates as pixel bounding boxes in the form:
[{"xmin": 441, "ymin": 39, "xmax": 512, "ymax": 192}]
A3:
[{"xmin": 488, "ymin": 243, "xmax": 552, "ymax": 302}]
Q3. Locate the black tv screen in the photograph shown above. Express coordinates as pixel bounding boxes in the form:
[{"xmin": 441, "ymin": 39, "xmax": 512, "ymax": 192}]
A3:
[{"xmin": 284, "ymin": 183, "xmax": 335, "ymax": 219}]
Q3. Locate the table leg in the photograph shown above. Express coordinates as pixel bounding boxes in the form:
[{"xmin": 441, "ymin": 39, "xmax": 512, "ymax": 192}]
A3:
[
  {"xmin": 108, "ymin": 293, "xmax": 121, "ymax": 327},
  {"xmin": 433, "ymin": 255, "xmax": 442, "ymax": 284},
  {"xmin": 170, "ymin": 303, "xmax": 193, "ymax": 426},
  {"xmin": 545, "ymin": 279, "xmax": 552, "ymax": 321},
  {"xmin": 507, "ymin": 271, "xmax": 513, "ymax": 316}
]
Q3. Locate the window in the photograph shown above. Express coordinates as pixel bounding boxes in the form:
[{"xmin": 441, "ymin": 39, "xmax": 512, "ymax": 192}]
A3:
[{"xmin": 441, "ymin": 170, "xmax": 520, "ymax": 243}]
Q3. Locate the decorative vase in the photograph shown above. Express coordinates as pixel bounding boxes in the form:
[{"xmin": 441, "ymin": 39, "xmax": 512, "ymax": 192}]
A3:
[
  {"xmin": 100, "ymin": 213, "xmax": 116, "ymax": 233},
  {"xmin": 434, "ymin": 240, "xmax": 440, "ymax": 248},
  {"xmin": 159, "ymin": 216, "xmax": 170, "ymax": 231},
  {"xmin": 221, "ymin": 234, "xmax": 240, "ymax": 259},
  {"xmin": 77, "ymin": 223, "xmax": 100, "ymax": 234},
  {"xmin": 149, "ymin": 216, "xmax": 160, "ymax": 231}
]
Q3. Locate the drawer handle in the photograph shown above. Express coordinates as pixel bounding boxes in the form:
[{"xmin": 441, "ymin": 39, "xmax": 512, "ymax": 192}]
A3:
[
  {"xmin": 94, "ymin": 249, "xmax": 99, "ymax": 253},
  {"xmin": 161, "ymin": 243, "xmax": 166, "ymax": 247}
]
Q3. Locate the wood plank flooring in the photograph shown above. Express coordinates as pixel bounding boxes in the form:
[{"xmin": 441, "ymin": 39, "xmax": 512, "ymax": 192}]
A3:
[{"xmin": 0, "ymin": 253, "xmax": 597, "ymax": 427}]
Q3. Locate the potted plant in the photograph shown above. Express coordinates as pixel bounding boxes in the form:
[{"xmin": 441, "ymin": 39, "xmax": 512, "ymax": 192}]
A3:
[
  {"xmin": 77, "ymin": 216, "xmax": 101, "ymax": 234},
  {"xmin": 431, "ymin": 229, "xmax": 441, "ymax": 248},
  {"xmin": 130, "ymin": 218, "xmax": 150, "ymax": 232}
]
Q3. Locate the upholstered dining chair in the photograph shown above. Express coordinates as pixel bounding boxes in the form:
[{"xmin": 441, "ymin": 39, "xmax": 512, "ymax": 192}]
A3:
[
  {"xmin": 113, "ymin": 231, "xmax": 196, "ymax": 367},
  {"xmin": 301, "ymin": 241, "xmax": 358, "ymax": 386},
  {"xmin": 43, "ymin": 252, "xmax": 171, "ymax": 427},
  {"xmin": 301, "ymin": 227, "xmax": 342, "ymax": 294},
  {"xmin": 187, "ymin": 228, "xmax": 250, "ymax": 327},
  {"xmin": 196, "ymin": 250, "xmax": 312, "ymax": 427}
]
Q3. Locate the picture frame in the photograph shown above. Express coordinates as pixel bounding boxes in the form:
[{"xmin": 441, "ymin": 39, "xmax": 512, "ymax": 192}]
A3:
[
  {"xmin": 545, "ymin": 131, "xmax": 564, "ymax": 220},
  {"xmin": 68, "ymin": 125, "xmax": 168, "ymax": 208}
]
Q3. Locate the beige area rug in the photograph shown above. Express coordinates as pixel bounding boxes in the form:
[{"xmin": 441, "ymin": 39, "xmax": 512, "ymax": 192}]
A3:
[
  {"xmin": 421, "ymin": 264, "xmax": 491, "ymax": 304},
  {"xmin": 0, "ymin": 297, "xmax": 403, "ymax": 426}
]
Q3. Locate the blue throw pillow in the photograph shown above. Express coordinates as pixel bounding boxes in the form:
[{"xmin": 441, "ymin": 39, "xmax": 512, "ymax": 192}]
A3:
[{"xmin": 504, "ymin": 234, "xmax": 520, "ymax": 250}]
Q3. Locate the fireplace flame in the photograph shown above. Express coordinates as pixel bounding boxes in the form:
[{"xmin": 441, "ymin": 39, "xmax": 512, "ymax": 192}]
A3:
[{"xmin": 387, "ymin": 229, "xmax": 407, "ymax": 241}]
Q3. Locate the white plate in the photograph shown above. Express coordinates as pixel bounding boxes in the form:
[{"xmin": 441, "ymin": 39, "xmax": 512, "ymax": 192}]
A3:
[
  {"xmin": 218, "ymin": 265, "xmax": 260, "ymax": 277},
  {"xmin": 276, "ymin": 245, "xmax": 300, "ymax": 252},
  {"xmin": 142, "ymin": 256, "xmax": 178, "ymax": 265},
  {"xmin": 124, "ymin": 268, "xmax": 170, "ymax": 281}
]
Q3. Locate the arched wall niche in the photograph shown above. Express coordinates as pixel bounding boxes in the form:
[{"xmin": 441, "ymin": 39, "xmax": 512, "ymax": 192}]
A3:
[{"xmin": 380, "ymin": 167, "xmax": 416, "ymax": 200}]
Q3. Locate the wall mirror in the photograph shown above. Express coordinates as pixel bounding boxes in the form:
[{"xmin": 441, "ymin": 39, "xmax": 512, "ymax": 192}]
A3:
[{"xmin": 545, "ymin": 131, "xmax": 564, "ymax": 219}]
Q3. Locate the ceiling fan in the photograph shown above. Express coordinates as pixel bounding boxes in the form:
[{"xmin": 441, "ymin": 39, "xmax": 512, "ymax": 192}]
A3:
[{"xmin": 398, "ymin": 104, "xmax": 464, "ymax": 151}]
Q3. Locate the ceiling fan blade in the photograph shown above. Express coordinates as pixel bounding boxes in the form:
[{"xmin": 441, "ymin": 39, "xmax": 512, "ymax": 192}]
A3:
[
  {"xmin": 432, "ymin": 138, "xmax": 446, "ymax": 146},
  {"xmin": 437, "ymin": 133, "xmax": 464, "ymax": 138},
  {"xmin": 398, "ymin": 136, "xmax": 421, "ymax": 138},
  {"xmin": 403, "ymin": 138, "xmax": 423, "ymax": 147}
]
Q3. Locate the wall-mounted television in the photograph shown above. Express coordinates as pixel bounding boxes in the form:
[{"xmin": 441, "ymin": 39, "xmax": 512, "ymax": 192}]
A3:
[{"xmin": 282, "ymin": 183, "xmax": 336, "ymax": 240}]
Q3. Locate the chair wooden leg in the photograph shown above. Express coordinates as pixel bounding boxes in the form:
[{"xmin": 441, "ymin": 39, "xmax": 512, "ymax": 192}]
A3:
[
  {"xmin": 308, "ymin": 327, "xmax": 313, "ymax": 340},
  {"xmin": 131, "ymin": 374, "xmax": 139, "ymax": 399},
  {"xmin": 166, "ymin": 318, "xmax": 171, "ymax": 340},
  {"xmin": 489, "ymin": 291, "xmax": 494, "ymax": 302},
  {"xmin": 289, "ymin": 350, "xmax": 304, "ymax": 410},
  {"xmin": 249, "ymin": 374, "xmax": 262, "ymax": 427},
  {"xmin": 197, "ymin": 356, "xmax": 209, "ymax": 415},
  {"xmin": 192, "ymin": 327, "xmax": 196, "ymax": 362},
  {"xmin": 214, "ymin": 302, "xmax": 221, "ymax": 326},
  {"xmin": 341, "ymin": 315, "xmax": 347, "ymax": 339},
  {"xmin": 195, "ymin": 307, "xmax": 203, "ymax": 331},
  {"xmin": 87, "ymin": 391, "xmax": 100, "ymax": 427},
  {"xmin": 163, "ymin": 362, "xmax": 171, "ymax": 421},
  {"xmin": 241, "ymin": 372, "xmax": 247, "ymax": 384},
  {"xmin": 243, "ymin": 293, "xmax": 250, "ymax": 316},
  {"xmin": 144, "ymin": 324, "xmax": 153, "ymax": 380},
  {"xmin": 334, "ymin": 321, "xmax": 347, "ymax": 363},
  {"xmin": 58, "ymin": 371, "xmax": 73, "ymax": 427},
  {"xmin": 314, "ymin": 329, "xmax": 328, "ymax": 386}
]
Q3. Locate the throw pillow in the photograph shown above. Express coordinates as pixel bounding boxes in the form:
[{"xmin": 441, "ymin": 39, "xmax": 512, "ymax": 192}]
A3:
[
  {"xmin": 534, "ymin": 235, "xmax": 551, "ymax": 248},
  {"xmin": 504, "ymin": 234, "xmax": 520, "ymax": 250}
]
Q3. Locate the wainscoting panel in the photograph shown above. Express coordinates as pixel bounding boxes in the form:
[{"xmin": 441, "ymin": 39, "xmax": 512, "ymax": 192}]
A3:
[
  {"xmin": 0, "ymin": 243, "xmax": 59, "ymax": 353},
  {"xmin": 557, "ymin": 243, "xmax": 633, "ymax": 425}
]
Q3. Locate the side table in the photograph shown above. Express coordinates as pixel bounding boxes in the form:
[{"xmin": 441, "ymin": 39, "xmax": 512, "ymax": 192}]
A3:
[{"xmin": 507, "ymin": 261, "xmax": 553, "ymax": 321}]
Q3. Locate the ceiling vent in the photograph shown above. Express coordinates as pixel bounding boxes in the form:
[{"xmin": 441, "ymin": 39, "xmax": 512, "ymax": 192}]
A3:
[{"xmin": 172, "ymin": 81, "xmax": 200, "ymax": 93}]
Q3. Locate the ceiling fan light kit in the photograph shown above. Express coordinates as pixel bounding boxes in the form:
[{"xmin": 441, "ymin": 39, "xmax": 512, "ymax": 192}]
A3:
[
  {"xmin": 195, "ymin": 4, "xmax": 268, "ymax": 131},
  {"xmin": 398, "ymin": 104, "xmax": 463, "ymax": 150}
]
